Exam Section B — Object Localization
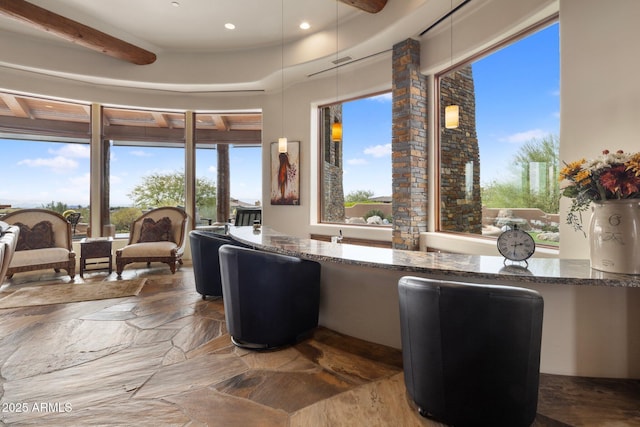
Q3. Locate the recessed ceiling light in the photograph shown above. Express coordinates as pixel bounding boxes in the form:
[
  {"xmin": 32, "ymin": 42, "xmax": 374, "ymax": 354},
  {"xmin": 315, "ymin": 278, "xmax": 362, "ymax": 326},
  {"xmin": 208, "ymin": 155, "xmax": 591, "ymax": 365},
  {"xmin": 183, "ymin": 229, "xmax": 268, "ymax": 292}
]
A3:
[
  {"xmin": 299, "ymin": 21, "xmax": 311, "ymax": 30},
  {"xmin": 225, "ymin": 23, "xmax": 236, "ymax": 30},
  {"xmin": 171, "ymin": 1, "xmax": 180, "ymax": 7}
]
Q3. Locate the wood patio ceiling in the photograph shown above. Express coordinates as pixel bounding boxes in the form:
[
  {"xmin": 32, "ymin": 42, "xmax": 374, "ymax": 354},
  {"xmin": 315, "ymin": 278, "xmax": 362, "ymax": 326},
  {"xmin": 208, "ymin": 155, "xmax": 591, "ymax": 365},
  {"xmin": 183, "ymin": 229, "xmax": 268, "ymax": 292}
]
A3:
[{"xmin": 0, "ymin": 92, "xmax": 262, "ymax": 147}]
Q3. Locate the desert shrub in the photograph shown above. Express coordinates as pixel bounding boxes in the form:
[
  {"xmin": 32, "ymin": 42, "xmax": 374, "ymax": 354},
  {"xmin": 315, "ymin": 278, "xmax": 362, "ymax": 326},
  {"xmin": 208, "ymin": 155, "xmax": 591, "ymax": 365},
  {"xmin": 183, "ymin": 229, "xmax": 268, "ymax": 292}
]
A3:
[
  {"xmin": 111, "ymin": 207, "xmax": 143, "ymax": 233},
  {"xmin": 364, "ymin": 209, "xmax": 385, "ymax": 221}
]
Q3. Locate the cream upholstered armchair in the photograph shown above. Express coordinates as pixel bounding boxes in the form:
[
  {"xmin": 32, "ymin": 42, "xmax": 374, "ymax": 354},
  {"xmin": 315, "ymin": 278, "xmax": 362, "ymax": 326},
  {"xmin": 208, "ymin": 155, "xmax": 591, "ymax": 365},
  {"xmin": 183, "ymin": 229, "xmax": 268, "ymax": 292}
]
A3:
[
  {"xmin": 116, "ymin": 207, "xmax": 189, "ymax": 277},
  {"xmin": 1, "ymin": 209, "xmax": 76, "ymax": 279},
  {"xmin": 0, "ymin": 222, "xmax": 20, "ymax": 284}
]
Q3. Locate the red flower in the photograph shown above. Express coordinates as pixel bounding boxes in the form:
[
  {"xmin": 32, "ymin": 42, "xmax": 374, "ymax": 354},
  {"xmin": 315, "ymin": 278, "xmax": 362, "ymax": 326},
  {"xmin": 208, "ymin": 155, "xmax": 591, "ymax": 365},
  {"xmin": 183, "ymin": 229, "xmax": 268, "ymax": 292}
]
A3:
[{"xmin": 599, "ymin": 165, "xmax": 640, "ymax": 197}]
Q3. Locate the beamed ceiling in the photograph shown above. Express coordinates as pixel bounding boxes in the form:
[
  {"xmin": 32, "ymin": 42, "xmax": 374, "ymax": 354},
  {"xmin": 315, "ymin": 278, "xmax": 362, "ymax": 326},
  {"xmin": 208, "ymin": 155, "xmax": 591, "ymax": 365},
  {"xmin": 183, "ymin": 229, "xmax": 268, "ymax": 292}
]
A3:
[{"xmin": 0, "ymin": 0, "xmax": 463, "ymax": 94}]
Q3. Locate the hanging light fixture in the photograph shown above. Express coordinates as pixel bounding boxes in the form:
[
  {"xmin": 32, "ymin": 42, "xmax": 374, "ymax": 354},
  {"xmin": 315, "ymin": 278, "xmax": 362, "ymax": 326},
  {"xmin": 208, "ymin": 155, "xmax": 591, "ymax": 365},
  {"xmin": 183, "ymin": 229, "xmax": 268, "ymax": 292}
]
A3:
[
  {"xmin": 331, "ymin": 1, "xmax": 342, "ymax": 142},
  {"xmin": 445, "ymin": 105, "xmax": 459, "ymax": 129},
  {"xmin": 278, "ymin": 0, "xmax": 288, "ymax": 153},
  {"xmin": 331, "ymin": 117, "xmax": 342, "ymax": 141},
  {"xmin": 445, "ymin": 0, "xmax": 459, "ymax": 129}
]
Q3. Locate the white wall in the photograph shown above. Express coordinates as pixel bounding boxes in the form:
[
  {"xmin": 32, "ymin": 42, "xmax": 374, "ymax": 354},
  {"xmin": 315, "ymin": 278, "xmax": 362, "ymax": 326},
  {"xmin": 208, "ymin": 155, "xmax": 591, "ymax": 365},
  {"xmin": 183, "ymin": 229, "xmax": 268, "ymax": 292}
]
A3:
[{"xmin": 559, "ymin": 0, "xmax": 640, "ymax": 259}]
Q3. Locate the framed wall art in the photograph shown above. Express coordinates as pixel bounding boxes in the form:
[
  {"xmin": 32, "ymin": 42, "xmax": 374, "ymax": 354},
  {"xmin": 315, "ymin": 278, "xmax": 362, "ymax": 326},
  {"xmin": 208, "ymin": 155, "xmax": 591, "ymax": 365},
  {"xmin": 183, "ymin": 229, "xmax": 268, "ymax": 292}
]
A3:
[{"xmin": 270, "ymin": 141, "xmax": 300, "ymax": 205}]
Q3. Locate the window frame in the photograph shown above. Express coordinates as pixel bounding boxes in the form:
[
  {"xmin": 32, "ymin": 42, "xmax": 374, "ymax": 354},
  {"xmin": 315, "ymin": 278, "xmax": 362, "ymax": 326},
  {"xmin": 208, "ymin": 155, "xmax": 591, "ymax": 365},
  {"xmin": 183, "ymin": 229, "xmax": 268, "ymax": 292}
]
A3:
[
  {"xmin": 433, "ymin": 15, "xmax": 560, "ymax": 248},
  {"xmin": 317, "ymin": 90, "xmax": 392, "ymax": 227}
]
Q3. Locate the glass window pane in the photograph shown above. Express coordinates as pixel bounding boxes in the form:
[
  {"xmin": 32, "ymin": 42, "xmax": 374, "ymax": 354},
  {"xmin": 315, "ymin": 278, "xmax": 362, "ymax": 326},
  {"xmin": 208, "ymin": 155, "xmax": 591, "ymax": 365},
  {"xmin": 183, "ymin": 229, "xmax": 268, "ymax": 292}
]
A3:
[
  {"xmin": 438, "ymin": 22, "xmax": 560, "ymax": 247},
  {"xmin": 320, "ymin": 93, "xmax": 392, "ymax": 226},
  {"xmin": 0, "ymin": 94, "xmax": 91, "ymax": 238},
  {"xmin": 104, "ymin": 106, "xmax": 185, "ymax": 235},
  {"xmin": 195, "ymin": 112, "xmax": 262, "ymax": 226}
]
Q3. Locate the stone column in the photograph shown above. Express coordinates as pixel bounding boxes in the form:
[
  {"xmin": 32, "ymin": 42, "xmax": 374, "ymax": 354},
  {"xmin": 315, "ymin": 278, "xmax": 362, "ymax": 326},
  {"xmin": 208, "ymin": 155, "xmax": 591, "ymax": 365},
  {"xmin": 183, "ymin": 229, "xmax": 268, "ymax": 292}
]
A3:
[
  {"xmin": 391, "ymin": 38, "xmax": 427, "ymax": 250},
  {"xmin": 216, "ymin": 144, "xmax": 230, "ymax": 223}
]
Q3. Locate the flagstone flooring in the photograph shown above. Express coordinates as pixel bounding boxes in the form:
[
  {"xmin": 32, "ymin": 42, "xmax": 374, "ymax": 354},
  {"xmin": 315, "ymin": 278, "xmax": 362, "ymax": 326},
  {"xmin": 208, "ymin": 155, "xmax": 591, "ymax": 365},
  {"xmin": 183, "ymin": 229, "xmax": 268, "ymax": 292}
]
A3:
[{"xmin": 0, "ymin": 263, "xmax": 639, "ymax": 426}]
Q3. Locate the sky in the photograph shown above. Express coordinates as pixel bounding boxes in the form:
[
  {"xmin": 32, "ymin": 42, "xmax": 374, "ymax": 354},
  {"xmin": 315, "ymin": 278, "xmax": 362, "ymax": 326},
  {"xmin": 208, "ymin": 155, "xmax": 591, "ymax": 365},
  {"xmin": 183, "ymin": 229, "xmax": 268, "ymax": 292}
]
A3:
[
  {"xmin": 473, "ymin": 23, "xmax": 560, "ymax": 184},
  {"xmin": 0, "ymin": 23, "xmax": 558, "ymax": 208}
]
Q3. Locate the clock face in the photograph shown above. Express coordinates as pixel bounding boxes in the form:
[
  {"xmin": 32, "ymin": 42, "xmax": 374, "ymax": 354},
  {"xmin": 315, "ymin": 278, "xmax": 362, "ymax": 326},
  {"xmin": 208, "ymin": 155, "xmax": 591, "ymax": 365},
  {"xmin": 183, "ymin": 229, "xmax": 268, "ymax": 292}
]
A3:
[{"xmin": 497, "ymin": 228, "xmax": 536, "ymax": 261}]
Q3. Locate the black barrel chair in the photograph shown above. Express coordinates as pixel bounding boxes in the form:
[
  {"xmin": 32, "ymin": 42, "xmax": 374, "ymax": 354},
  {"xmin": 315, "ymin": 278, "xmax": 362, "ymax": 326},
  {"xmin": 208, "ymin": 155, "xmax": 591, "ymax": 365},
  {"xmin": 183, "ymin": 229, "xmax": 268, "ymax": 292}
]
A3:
[
  {"xmin": 189, "ymin": 230, "xmax": 249, "ymax": 299},
  {"xmin": 219, "ymin": 244, "xmax": 321, "ymax": 349},
  {"xmin": 398, "ymin": 276, "xmax": 544, "ymax": 427}
]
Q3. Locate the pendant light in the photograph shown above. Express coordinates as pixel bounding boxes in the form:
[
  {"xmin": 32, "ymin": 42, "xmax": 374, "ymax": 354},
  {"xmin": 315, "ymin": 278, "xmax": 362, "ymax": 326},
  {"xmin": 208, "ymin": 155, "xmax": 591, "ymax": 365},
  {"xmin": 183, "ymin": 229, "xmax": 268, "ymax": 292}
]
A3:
[
  {"xmin": 331, "ymin": 1, "xmax": 342, "ymax": 142},
  {"xmin": 278, "ymin": 0, "xmax": 288, "ymax": 153},
  {"xmin": 445, "ymin": 105, "xmax": 459, "ymax": 129},
  {"xmin": 331, "ymin": 118, "xmax": 342, "ymax": 141},
  {"xmin": 444, "ymin": 0, "xmax": 459, "ymax": 129}
]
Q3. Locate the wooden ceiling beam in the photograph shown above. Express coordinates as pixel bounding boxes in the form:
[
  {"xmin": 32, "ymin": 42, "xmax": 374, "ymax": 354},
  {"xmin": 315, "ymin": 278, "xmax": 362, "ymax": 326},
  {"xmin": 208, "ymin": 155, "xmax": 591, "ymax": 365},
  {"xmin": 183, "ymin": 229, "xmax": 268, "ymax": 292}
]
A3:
[
  {"xmin": 212, "ymin": 115, "xmax": 229, "ymax": 131},
  {"xmin": 0, "ymin": 94, "xmax": 31, "ymax": 118},
  {"xmin": 152, "ymin": 112, "xmax": 169, "ymax": 128},
  {"xmin": 0, "ymin": 0, "xmax": 156, "ymax": 65},
  {"xmin": 338, "ymin": 0, "xmax": 387, "ymax": 14}
]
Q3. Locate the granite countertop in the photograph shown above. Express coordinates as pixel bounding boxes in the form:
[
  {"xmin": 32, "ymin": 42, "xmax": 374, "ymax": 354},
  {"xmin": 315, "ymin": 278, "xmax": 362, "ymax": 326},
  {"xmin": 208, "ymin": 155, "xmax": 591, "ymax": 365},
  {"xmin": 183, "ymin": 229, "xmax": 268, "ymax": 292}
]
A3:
[{"xmin": 229, "ymin": 226, "xmax": 640, "ymax": 288}]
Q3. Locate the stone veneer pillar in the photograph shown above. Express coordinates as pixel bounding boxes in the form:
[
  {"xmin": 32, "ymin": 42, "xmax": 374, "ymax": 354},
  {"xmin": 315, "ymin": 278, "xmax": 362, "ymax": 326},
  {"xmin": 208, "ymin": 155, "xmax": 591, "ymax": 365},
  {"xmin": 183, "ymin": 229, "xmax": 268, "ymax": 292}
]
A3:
[
  {"xmin": 392, "ymin": 39, "xmax": 427, "ymax": 250},
  {"xmin": 216, "ymin": 144, "xmax": 230, "ymax": 223}
]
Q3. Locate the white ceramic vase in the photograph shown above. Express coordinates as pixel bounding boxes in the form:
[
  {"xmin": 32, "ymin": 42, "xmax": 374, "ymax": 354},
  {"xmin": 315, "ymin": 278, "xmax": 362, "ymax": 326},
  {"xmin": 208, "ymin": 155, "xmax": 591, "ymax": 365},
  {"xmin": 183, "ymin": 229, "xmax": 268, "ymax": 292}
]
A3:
[{"xmin": 589, "ymin": 199, "xmax": 640, "ymax": 274}]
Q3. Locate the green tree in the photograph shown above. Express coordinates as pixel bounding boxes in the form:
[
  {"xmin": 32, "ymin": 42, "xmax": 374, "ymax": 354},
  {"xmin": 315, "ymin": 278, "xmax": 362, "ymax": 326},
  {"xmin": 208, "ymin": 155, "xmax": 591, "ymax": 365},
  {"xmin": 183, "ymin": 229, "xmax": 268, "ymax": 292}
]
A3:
[
  {"xmin": 110, "ymin": 207, "xmax": 143, "ymax": 233},
  {"xmin": 345, "ymin": 189, "xmax": 374, "ymax": 204},
  {"xmin": 127, "ymin": 171, "xmax": 216, "ymax": 213},
  {"xmin": 482, "ymin": 134, "xmax": 560, "ymax": 214}
]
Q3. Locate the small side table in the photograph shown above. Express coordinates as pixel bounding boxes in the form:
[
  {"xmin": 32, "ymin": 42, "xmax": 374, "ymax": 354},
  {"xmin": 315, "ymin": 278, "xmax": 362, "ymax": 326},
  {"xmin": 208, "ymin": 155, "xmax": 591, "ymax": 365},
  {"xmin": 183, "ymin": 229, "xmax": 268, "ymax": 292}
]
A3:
[{"xmin": 80, "ymin": 237, "xmax": 113, "ymax": 277}]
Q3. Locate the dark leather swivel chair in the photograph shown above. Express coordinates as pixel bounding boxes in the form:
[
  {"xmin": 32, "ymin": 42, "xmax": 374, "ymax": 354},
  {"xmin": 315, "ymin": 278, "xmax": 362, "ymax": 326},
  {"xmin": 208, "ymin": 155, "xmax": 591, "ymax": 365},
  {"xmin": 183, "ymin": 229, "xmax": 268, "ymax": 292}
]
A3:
[
  {"xmin": 398, "ymin": 276, "xmax": 544, "ymax": 427},
  {"xmin": 219, "ymin": 244, "xmax": 321, "ymax": 349},
  {"xmin": 189, "ymin": 230, "xmax": 248, "ymax": 299}
]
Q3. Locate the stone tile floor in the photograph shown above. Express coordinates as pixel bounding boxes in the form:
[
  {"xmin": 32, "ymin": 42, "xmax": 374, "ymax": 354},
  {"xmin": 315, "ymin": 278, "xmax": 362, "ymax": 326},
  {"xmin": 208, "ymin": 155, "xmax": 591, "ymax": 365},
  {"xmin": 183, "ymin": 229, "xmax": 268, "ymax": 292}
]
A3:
[{"xmin": 0, "ymin": 263, "xmax": 638, "ymax": 426}]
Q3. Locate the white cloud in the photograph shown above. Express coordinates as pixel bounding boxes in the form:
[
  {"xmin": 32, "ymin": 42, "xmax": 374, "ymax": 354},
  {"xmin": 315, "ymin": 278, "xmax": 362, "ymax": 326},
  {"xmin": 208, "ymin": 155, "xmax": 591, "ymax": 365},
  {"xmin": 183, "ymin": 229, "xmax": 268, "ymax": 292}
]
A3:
[
  {"xmin": 369, "ymin": 93, "xmax": 392, "ymax": 102},
  {"xmin": 364, "ymin": 143, "xmax": 391, "ymax": 157},
  {"xmin": 347, "ymin": 158, "xmax": 368, "ymax": 165},
  {"xmin": 207, "ymin": 165, "xmax": 217, "ymax": 174},
  {"xmin": 68, "ymin": 173, "xmax": 90, "ymax": 187},
  {"xmin": 50, "ymin": 143, "xmax": 90, "ymax": 158},
  {"xmin": 500, "ymin": 129, "xmax": 548, "ymax": 144},
  {"xmin": 18, "ymin": 156, "xmax": 78, "ymax": 173}
]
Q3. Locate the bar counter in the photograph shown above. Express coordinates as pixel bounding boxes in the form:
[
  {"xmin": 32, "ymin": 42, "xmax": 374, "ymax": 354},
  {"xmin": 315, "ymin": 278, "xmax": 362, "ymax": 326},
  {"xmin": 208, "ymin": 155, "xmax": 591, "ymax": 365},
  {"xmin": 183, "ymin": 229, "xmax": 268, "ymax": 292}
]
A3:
[
  {"xmin": 229, "ymin": 226, "xmax": 640, "ymax": 379},
  {"xmin": 230, "ymin": 226, "xmax": 640, "ymax": 288}
]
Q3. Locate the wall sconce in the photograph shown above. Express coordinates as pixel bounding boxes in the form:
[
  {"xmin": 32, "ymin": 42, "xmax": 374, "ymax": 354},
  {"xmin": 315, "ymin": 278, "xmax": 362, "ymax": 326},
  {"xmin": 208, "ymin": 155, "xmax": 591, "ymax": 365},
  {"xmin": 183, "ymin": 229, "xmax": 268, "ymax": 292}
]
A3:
[{"xmin": 445, "ymin": 105, "xmax": 459, "ymax": 129}]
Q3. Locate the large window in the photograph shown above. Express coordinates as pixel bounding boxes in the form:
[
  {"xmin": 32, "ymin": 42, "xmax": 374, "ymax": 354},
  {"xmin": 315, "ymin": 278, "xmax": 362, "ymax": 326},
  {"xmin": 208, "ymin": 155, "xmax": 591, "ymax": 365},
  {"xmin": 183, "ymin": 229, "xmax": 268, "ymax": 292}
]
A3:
[
  {"xmin": 438, "ymin": 20, "xmax": 559, "ymax": 246},
  {"xmin": 0, "ymin": 93, "xmax": 262, "ymax": 237},
  {"xmin": 320, "ymin": 92, "xmax": 392, "ymax": 226},
  {"xmin": 104, "ymin": 107, "xmax": 186, "ymax": 235},
  {"xmin": 195, "ymin": 112, "xmax": 262, "ymax": 225},
  {"xmin": 0, "ymin": 94, "xmax": 91, "ymax": 237}
]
